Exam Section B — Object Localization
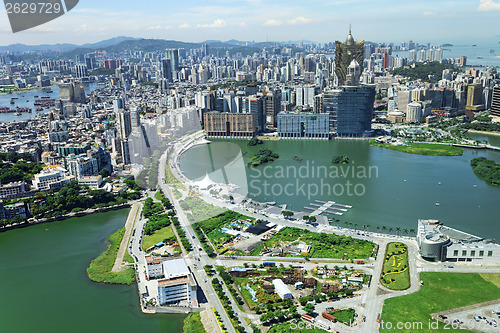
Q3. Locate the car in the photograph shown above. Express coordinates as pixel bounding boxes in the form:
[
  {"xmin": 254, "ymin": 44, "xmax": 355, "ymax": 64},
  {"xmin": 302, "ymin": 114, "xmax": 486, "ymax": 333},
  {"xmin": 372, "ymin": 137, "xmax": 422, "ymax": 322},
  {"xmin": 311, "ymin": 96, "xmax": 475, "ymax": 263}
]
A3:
[{"xmin": 448, "ymin": 265, "xmax": 454, "ymax": 268}]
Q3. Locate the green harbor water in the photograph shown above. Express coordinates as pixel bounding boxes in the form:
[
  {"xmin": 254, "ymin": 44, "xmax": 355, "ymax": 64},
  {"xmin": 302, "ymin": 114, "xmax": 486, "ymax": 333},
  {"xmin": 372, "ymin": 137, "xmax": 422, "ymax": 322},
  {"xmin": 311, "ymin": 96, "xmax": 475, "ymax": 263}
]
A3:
[
  {"xmin": 0, "ymin": 210, "xmax": 185, "ymax": 333},
  {"xmin": 179, "ymin": 139, "xmax": 500, "ymax": 241}
]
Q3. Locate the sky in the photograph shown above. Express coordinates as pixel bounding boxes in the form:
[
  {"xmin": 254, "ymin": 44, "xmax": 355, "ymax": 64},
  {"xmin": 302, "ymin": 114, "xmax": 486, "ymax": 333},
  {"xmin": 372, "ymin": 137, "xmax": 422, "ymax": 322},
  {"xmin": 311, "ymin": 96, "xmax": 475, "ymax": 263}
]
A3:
[{"xmin": 1, "ymin": 0, "xmax": 500, "ymax": 46}]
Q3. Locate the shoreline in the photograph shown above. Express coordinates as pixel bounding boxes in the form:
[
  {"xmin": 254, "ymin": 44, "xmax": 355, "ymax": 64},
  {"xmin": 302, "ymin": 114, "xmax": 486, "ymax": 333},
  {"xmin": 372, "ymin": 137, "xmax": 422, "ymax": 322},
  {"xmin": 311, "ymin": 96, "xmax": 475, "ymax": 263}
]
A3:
[
  {"xmin": 468, "ymin": 129, "xmax": 500, "ymax": 137},
  {"xmin": 0, "ymin": 203, "xmax": 131, "ymax": 233},
  {"xmin": 0, "ymin": 84, "xmax": 56, "ymax": 95}
]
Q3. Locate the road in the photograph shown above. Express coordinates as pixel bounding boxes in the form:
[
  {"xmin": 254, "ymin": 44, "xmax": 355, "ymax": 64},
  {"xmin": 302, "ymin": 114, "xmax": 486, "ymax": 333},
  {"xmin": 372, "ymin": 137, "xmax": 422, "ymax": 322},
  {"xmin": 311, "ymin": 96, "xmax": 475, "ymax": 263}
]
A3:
[{"xmin": 138, "ymin": 130, "xmax": 500, "ymax": 333}]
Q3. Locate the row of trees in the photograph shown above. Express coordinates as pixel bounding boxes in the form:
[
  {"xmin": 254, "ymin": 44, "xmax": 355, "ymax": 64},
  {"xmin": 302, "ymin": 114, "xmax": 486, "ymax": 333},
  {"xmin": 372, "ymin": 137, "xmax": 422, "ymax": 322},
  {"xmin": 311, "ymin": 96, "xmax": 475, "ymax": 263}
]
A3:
[{"xmin": 211, "ymin": 278, "xmax": 245, "ymax": 333}]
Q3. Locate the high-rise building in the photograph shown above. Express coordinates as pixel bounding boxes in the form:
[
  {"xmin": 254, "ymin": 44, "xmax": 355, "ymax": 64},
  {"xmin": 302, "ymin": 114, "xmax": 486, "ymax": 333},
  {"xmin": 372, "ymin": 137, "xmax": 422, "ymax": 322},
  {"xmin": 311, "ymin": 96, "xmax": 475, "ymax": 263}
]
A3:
[
  {"xmin": 334, "ymin": 26, "xmax": 364, "ymax": 86},
  {"xmin": 75, "ymin": 64, "xmax": 88, "ymax": 78},
  {"xmin": 323, "ymin": 85, "xmax": 375, "ymax": 137},
  {"xmin": 158, "ymin": 59, "xmax": 172, "ymax": 82},
  {"xmin": 165, "ymin": 49, "xmax": 179, "ymax": 79},
  {"xmin": 116, "ymin": 109, "xmax": 132, "ymax": 139},
  {"xmin": 466, "ymin": 84, "xmax": 484, "ymax": 111},
  {"xmin": 277, "ymin": 112, "xmax": 330, "ymax": 139},
  {"xmin": 264, "ymin": 90, "xmax": 281, "ymax": 128},
  {"xmin": 490, "ymin": 86, "xmax": 500, "ymax": 118},
  {"xmin": 204, "ymin": 112, "xmax": 256, "ymax": 138}
]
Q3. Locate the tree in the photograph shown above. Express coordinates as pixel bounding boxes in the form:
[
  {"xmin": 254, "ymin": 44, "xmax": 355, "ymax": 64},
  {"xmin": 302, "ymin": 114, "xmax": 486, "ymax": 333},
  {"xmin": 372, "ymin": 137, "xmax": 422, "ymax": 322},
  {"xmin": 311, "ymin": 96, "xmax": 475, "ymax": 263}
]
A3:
[
  {"xmin": 309, "ymin": 216, "xmax": 317, "ymax": 223},
  {"xmin": 304, "ymin": 303, "xmax": 315, "ymax": 316},
  {"xmin": 98, "ymin": 168, "xmax": 111, "ymax": 177}
]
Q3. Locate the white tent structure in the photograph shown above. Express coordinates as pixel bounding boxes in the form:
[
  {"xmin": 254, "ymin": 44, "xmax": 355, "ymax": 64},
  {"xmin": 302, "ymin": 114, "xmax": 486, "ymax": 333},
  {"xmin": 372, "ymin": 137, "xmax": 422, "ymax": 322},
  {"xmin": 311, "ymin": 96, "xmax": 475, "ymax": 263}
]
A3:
[{"xmin": 194, "ymin": 173, "xmax": 216, "ymax": 190}]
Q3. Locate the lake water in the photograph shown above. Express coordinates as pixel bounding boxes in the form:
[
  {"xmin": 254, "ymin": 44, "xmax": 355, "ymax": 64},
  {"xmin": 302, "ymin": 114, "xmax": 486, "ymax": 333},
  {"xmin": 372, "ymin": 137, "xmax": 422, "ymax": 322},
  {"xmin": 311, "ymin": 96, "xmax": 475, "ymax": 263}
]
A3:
[
  {"xmin": 0, "ymin": 82, "xmax": 99, "ymax": 123},
  {"xmin": 179, "ymin": 139, "xmax": 500, "ymax": 241},
  {"xmin": 0, "ymin": 210, "xmax": 185, "ymax": 333}
]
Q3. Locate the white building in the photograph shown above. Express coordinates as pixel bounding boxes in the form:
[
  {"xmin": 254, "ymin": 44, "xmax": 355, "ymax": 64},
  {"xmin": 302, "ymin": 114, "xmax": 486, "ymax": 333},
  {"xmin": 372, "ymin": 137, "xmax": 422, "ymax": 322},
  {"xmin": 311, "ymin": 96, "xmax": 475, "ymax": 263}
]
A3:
[
  {"xmin": 406, "ymin": 102, "xmax": 422, "ymax": 123},
  {"xmin": 65, "ymin": 154, "xmax": 98, "ymax": 179},
  {"xmin": 32, "ymin": 165, "xmax": 74, "ymax": 191},
  {"xmin": 157, "ymin": 259, "xmax": 198, "ymax": 307},
  {"xmin": 272, "ymin": 279, "xmax": 292, "ymax": 300},
  {"xmin": 417, "ymin": 219, "xmax": 500, "ymax": 263},
  {"xmin": 78, "ymin": 175, "xmax": 103, "ymax": 189}
]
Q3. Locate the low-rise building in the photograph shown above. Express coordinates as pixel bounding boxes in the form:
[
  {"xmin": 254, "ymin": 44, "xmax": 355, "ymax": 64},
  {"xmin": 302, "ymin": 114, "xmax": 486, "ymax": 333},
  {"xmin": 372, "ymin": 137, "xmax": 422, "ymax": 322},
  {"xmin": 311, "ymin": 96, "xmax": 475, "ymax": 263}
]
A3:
[
  {"xmin": 156, "ymin": 259, "xmax": 198, "ymax": 307},
  {"xmin": 78, "ymin": 175, "xmax": 103, "ymax": 189},
  {"xmin": 417, "ymin": 219, "xmax": 500, "ymax": 263},
  {"xmin": 32, "ymin": 165, "xmax": 74, "ymax": 191},
  {"xmin": 272, "ymin": 278, "xmax": 292, "ymax": 300},
  {"xmin": 0, "ymin": 181, "xmax": 27, "ymax": 199}
]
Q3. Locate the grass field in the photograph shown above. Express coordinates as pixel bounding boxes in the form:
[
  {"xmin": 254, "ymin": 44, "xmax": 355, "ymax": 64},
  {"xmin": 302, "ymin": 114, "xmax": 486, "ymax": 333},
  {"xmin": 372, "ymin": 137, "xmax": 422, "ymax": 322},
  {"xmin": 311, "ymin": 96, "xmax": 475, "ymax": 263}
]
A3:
[
  {"xmin": 370, "ymin": 140, "xmax": 463, "ymax": 156},
  {"xmin": 380, "ymin": 242, "xmax": 410, "ymax": 290},
  {"xmin": 331, "ymin": 308, "xmax": 356, "ymax": 325},
  {"xmin": 142, "ymin": 225, "xmax": 176, "ymax": 251},
  {"xmin": 154, "ymin": 190, "xmax": 163, "ymax": 201},
  {"xmin": 183, "ymin": 312, "xmax": 206, "ymax": 333},
  {"xmin": 86, "ymin": 228, "xmax": 135, "ymax": 285},
  {"xmin": 381, "ymin": 272, "xmax": 500, "ymax": 333}
]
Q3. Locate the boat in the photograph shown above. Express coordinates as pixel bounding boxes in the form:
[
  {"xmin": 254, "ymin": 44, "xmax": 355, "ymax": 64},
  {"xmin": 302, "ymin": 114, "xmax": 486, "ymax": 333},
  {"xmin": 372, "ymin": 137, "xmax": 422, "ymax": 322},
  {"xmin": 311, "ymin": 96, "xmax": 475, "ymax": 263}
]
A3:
[
  {"xmin": 491, "ymin": 49, "xmax": 495, "ymax": 53},
  {"xmin": 41, "ymin": 96, "xmax": 50, "ymax": 99},
  {"xmin": 46, "ymin": 90, "xmax": 53, "ymax": 93},
  {"xmin": 34, "ymin": 95, "xmax": 38, "ymax": 97},
  {"xmin": 10, "ymin": 101, "xmax": 14, "ymax": 104},
  {"xmin": 36, "ymin": 107, "xmax": 43, "ymax": 112},
  {"xmin": 472, "ymin": 44, "xmax": 477, "ymax": 47},
  {"xmin": 14, "ymin": 112, "xmax": 21, "ymax": 116},
  {"xmin": 438, "ymin": 182, "xmax": 441, "ymax": 185},
  {"xmin": 478, "ymin": 56, "xmax": 483, "ymax": 59},
  {"xmin": 11, "ymin": 97, "xmax": 18, "ymax": 99},
  {"xmin": 293, "ymin": 155, "xmax": 302, "ymax": 162},
  {"xmin": 435, "ymin": 202, "xmax": 440, "ymax": 206}
]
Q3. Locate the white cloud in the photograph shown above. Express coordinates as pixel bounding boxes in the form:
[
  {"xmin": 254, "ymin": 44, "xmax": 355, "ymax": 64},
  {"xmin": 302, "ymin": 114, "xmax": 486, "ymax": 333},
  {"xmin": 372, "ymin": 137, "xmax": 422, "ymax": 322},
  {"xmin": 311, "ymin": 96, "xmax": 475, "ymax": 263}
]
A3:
[
  {"xmin": 178, "ymin": 23, "xmax": 190, "ymax": 29},
  {"xmin": 287, "ymin": 16, "xmax": 312, "ymax": 25},
  {"xmin": 196, "ymin": 19, "xmax": 226, "ymax": 28},
  {"xmin": 478, "ymin": 0, "xmax": 500, "ymax": 11},
  {"xmin": 240, "ymin": 22, "xmax": 247, "ymax": 27},
  {"xmin": 147, "ymin": 25, "xmax": 172, "ymax": 30},
  {"xmin": 263, "ymin": 19, "xmax": 282, "ymax": 26},
  {"xmin": 423, "ymin": 11, "xmax": 437, "ymax": 16}
]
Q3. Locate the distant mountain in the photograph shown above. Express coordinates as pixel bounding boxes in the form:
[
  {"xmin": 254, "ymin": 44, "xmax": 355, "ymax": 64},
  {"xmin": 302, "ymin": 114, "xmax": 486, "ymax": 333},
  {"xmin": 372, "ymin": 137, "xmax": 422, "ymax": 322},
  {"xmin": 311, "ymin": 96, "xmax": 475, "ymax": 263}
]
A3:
[{"xmin": 0, "ymin": 36, "xmax": 140, "ymax": 53}]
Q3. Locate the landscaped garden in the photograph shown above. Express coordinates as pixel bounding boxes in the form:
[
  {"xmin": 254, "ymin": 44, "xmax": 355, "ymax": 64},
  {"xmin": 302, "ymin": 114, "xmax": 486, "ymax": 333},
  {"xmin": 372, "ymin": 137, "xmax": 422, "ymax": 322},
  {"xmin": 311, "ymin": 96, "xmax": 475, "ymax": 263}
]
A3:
[
  {"xmin": 380, "ymin": 242, "xmax": 410, "ymax": 290},
  {"xmin": 329, "ymin": 308, "xmax": 356, "ymax": 325},
  {"xmin": 381, "ymin": 273, "xmax": 500, "ymax": 333}
]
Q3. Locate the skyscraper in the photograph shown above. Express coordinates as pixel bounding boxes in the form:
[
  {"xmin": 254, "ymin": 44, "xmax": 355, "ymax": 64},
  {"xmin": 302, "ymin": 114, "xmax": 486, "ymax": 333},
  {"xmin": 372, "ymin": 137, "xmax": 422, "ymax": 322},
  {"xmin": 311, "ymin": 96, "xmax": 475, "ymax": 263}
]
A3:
[
  {"xmin": 491, "ymin": 86, "xmax": 500, "ymax": 118},
  {"xmin": 165, "ymin": 49, "xmax": 179, "ymax": 79},
  {"xmin": 334, "ymin": 26, "xmax": 364, "ymax": 86}
]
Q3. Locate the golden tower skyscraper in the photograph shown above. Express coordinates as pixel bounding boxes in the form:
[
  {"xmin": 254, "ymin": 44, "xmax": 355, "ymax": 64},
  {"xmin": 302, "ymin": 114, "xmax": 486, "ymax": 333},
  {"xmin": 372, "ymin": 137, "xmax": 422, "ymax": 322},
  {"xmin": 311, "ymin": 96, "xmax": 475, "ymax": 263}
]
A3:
[{"xmin": 334, "ymin": 25, "xmax": 365, "ymax": 86}]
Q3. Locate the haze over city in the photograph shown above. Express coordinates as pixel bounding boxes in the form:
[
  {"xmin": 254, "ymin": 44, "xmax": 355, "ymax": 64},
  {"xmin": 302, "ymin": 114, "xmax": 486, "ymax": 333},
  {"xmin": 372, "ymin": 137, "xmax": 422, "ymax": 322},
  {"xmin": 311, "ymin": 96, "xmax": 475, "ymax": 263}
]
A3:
[{"xmin": 2, "ymin": 0, "xmax": 500, "ymax": 45}]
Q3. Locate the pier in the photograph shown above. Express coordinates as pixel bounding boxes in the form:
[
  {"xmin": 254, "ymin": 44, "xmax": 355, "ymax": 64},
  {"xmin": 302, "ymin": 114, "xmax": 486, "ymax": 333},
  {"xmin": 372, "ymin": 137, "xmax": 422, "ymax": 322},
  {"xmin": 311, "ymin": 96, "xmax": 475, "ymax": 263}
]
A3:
[{"xmin": 303, "ymin": 200, "xmax": 353, "ymax": 217}]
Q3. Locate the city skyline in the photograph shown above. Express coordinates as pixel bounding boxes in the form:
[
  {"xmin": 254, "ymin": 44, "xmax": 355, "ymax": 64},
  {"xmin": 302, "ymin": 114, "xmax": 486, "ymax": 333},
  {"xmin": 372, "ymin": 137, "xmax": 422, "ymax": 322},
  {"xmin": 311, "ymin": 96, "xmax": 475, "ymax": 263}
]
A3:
[{"xmin": 1, "ymin": 0, "xmax": 500, "ymax": 46}]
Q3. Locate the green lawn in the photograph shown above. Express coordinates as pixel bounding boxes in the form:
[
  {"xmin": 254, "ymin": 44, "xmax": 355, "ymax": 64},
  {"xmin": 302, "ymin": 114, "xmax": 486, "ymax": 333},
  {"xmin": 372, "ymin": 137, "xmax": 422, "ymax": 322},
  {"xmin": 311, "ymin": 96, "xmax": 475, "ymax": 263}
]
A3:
[
  {"xmin": 380, "ymin": 242, "xmax": 410, "ymax": 290},
  {"xmin": 268, "ymin": 321, "xmax": 327, "ymax": 333},
  {"xmin": 154, "ymin": 190, "xmax": 163, "ymax": 201},
  {"xmin": 142, "ymin": 225, "xmax": 176, "ymax": 251},
  {"xmin": 86, "ymin": 227, "xmax": 135, "ymax": 285},
  {"xmin": 183, "ymin": 312, "xmax": 206, "ymax": 333},
  {"xmin": 381, "ymin": 272, "xmax": 500, "ymax": 333},
  {"xmin": 370, "ymin": 140, "xmax": 463, "ymax": 156},
  {"xmin": 331, "ymin": 308, "xmax": 356, "ymax": 325}
]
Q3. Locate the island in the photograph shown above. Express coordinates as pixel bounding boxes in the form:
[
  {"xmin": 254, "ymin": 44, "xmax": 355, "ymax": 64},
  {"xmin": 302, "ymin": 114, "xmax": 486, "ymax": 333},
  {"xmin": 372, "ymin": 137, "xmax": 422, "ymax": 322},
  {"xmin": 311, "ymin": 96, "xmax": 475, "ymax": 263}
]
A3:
[
  {"xmin": 248, "ymin": 148, "xmax": 279, "ymax": 167},
  {"xmin": 470, "ymin": 157, "xmax": 500, "ymax": 186},
  {"xmin": 332, "ymin": 154, "xmax": 350, "ymax": 164}
]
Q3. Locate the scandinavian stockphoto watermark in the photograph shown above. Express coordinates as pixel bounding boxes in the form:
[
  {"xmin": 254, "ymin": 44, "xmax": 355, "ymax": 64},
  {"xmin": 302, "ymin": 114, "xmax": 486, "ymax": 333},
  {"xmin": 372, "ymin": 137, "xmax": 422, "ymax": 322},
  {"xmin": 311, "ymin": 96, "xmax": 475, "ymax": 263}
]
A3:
[
  {"xmin": 249, "ymin": 161, "xmax": 379, "ymax": 200},
  {"xmin": 3, "ymin": 0, "xmax": 79, "ymax": 33}
]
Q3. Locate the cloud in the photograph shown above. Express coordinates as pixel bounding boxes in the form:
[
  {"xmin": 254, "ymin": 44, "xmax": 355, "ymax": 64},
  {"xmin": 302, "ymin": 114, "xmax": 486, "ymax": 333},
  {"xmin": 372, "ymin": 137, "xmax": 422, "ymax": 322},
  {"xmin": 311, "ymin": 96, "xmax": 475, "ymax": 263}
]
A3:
[
  {"xmin": 263, "ymin": 19, "xmax": 282, "ymax": 26},
  {"xmin": 147, "ymin": 25, "xmax": 172, "ymax": 30},
  {"xmin": 178, "ymin": 23, "xmax": 190, "ymax": 29},
  {"xmin": 196, "ymin": 19, "xmax": 226, "ymax": 28},
  {"xmin": 287, "ymin": 16, "xmax": 312, "ymax": 25},
  {"xmin": 478, "ymin": 0, "xmax": 500, "ymax": 11},
  {"xmin": 423, "ymin": 11, "xmax": 437, "ymax": 16},
  {"xmin": 240, "ymin": 22, "xmax": 247, "ymax": 27}
]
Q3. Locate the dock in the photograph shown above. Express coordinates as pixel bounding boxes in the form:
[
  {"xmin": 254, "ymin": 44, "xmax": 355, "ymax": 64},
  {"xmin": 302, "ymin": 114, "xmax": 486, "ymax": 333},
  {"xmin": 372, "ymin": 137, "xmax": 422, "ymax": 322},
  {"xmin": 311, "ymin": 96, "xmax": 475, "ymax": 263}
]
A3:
[{"xmin": 303, "ymin": 200, "xmax": 353, "ymax": 217}]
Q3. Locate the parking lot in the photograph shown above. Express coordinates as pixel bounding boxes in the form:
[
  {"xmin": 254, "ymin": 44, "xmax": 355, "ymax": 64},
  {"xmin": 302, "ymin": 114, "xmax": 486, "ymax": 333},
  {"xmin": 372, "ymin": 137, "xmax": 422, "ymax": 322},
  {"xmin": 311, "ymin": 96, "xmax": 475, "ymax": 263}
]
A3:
[{"xmin": 432, "ymin": 300, "xmax": 500, "ymax": 333}]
